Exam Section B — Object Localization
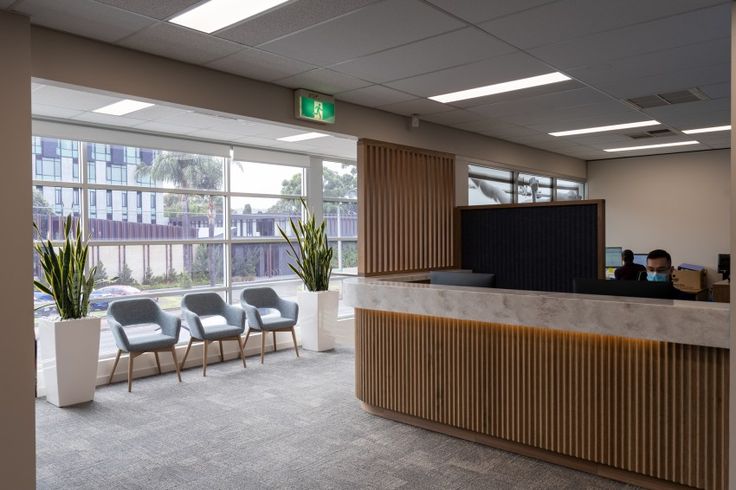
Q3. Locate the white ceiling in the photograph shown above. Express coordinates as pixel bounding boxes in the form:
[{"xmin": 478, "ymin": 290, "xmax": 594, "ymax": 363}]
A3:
[
  {"xmin": 7, "ymin": 0, "xmax": 732, "ymax": 160},
  {"xmin": 31, "ymin": 82, "xmax": 359, "ymax": 160}
]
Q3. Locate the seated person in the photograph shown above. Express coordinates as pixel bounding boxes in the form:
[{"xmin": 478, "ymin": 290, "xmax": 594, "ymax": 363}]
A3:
[
  {"xmin": 645, "ymin": 249, "xmax": 674, "ymax": 282},
  {"xmin": 615, "ymin": 249, "xmax": 646, "ymax": 280},
  {"xmin": 646, "ymin": 249, "xmax": 697, "ymax": 300}
]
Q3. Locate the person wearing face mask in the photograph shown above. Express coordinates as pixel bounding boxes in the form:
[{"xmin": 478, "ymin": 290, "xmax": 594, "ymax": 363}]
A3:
[
  {"xmin": 645, "ymin": 249, "xmax": 673, "ymax": 282},
  {"xmin": 615, "ymin": 249, "xmax": 647, "ymax": 280}
]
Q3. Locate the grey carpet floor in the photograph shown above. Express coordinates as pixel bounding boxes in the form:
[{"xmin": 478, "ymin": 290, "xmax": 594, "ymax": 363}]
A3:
[{"xmin": 36, "ymin": 348, "xmax": 636, "ymax": 489}]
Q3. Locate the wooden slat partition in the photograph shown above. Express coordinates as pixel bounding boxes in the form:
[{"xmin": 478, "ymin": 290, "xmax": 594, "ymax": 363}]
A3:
[
  {"xmin": 355, "ymin": 308, "xmax": 729, "ymax": 489},
  {"xmin": 357, "ymin": 139, "xmax": 456, "ymax": 275}
]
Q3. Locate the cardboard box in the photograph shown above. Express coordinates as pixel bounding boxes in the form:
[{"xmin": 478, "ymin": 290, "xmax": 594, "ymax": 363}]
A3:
[
  {"xmin": 672, "ymin": 268, "xmax": 706, "ymax": 292},
  {"xmin": 712, "ymin": 280, "xmax": 730, "ymax": 303}
]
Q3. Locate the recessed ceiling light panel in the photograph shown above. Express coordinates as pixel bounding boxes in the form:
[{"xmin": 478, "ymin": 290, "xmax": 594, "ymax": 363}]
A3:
[
  {"xmin": 549, "ymin": 120, "xmax": 660, "ymax": 137},
  {"xmin": 93, "ymin": 99, "xmax": 154, "ymax": 116},
  {"xmin": 682, "ymin": 125, "xmax": 731, "ymax": 135},
  {"xmin": 278, "ymin": 132, "xmax": 329, "ymax": 142},
  {"xmin": 603, "ymin": 141, "xmax": 700, "ymax": 153},
  {"xmin": 429, "ymin": 72, "xmax": 571, "ymax": 104},
  {"xmin": 170, "ymin": 0, "xmax": 290, "ymax": 34}
]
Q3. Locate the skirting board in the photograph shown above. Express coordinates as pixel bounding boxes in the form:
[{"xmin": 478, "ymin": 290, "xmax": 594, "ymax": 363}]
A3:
[{"xmin": 362, "ymin": 403, "xmax": 692, "ymax": 490}]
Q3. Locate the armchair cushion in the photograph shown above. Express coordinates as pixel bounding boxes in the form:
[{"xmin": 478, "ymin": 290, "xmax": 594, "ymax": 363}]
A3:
[
  {"xmin": 126, "ymin": 333, "xmax": 178, "ymax": 352},
  {"xmin": 181, "ymin": 292, "xmax": 246, "ymax": 340},
  {"xmin": 200, "ymin": 323, "xmax": 245, "ymax": 340},
  {"xmin": 240, "ymin": 287, "xmax": 299, "ymax": 331},
  {"xmin": 107, "ymin": 298, "xmax": 181, "ymax": 353}
]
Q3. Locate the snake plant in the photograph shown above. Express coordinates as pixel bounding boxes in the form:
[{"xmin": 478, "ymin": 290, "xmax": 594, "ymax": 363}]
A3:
[
  {"xmin": 33, "ymin": 215, "xmax": 97, "ymax": 320},
  {"xmin": 278, "ymin": 199, "xmax": 333, "ymax": 292}
]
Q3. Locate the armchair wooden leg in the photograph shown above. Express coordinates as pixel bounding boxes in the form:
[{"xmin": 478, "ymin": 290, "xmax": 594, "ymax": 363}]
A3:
[
  {"xmin": 127, "ymin": 353, "xmax": 134, "ymax": 393},
  {"xmin": 236, "ymin": 336, "xmax": 246, "ymax": 368},
  {"xmin": 170, "ymin": 346, "xmax": 182, "ymax": 383},
  {"xmin": 180, "ymin": 338, "xmax": 193, "ymax": 370},
  {"xmin": 109, "ymin": 350, "xmax": 122, "ymax": 384},
  {"xmin": 243, "ymin": 330, "xmax": 251, "ymax": 350},
  {"xmin": 261, "ymin": 331, "xmax": 265, "ymax": 364},
  {"xmin": 291, "ymin": 327, "xmax": 299, "ymax": 358},
  {"xmin": 219, "ymin": 340, "xmax": 224, "ymax": 363},
  {"xmin": 273, "ymin": 331, "xmax": 277, "ymax": 352},
  {"xmin": 203, "ymin": 340, "xmax": 209, "ymax": 377},
  {"xmin": 154, "ymin": 351, "xmax": 162, "ymax": 375}
]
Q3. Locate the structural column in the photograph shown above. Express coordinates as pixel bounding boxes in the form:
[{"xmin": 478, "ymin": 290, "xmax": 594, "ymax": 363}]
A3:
[
  {"xmin": 730, "ymin": 3, "xmax": 736, "ymax": 489},
  {"xmin": 0, "ymin": 10, "xmax": 35, "ymax": 489}
]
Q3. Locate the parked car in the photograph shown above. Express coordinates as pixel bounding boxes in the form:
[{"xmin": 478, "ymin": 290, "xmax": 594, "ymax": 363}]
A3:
[{"xmin": 89, "ymin": 285, "xmax": 143, "ymax": 311}]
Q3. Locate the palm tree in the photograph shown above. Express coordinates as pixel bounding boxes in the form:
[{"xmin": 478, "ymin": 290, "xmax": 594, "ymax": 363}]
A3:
[{"xmin": 136, "ymin": 152, "xmax": 224, "ymax": 285}]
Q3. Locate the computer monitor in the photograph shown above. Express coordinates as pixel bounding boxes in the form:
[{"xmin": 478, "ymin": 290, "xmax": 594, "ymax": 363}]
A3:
[
  {"xmin": 605, "ymin": 247, "xmax": 622, "ymax": 268},
  {"xmin": 573, "ymin": 278, "xmax": 674, "ymax": 299},
  {"xmin": 718, "ymin": 253, "xmax": 730, "ymax": 280},
  {"xmin": 633, "ymin": 253, "xmax": 647, "ymax": 267}
]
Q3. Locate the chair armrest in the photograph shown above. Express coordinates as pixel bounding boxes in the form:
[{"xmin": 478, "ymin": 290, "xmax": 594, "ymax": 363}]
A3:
[
  {"xmin": 239, "ymin": 300, "xmax": 263, "ymax": 330},
  {"xmin": 278, "ymin": 298, "xmax": 299, "ymax": 321},
  {"xmin": 108, "ymin": 318, "xmax": 131, "ymax": 352},
  {"xmin": 181, "ymin": 307, "xmax": 205, "ymax": 339},
  {"xmin": 157, "ymin": 310, "xmax": 181, "ymax": 340},
  {"xmin": 223, "ymin": 304, "xmax": 246, "ymax": 332}
]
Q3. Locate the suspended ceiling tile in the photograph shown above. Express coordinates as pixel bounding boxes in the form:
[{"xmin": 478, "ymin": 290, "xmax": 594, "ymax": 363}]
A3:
[
  {"xmin": 643, "ymin": 99, "xmax": 731, "ymax": 129},
  {"xmin": 330, "ymin": 28, "xmax": 516, "ymax": 84},
  {"xmin": 700, "ymin": 82, "xmax": 730, "ymax": 100},
  {"xmin": 480, "ymin": 0, "xmax": 729, "ymax": 50},
  {"xmin": 336, "ymin": 85, "xmax": 416, "ymax": 107},
  {"xmin": 187, "ymin": 129, "xmax": 251, "ymax": 142},
  {"xmin": 425, "ymin": 0, "xmax": 557, "ymax": 24},
  {"xmin": 217, "ymin": 0, "xmax": 380, "ymax": 46},
  {"xmin": 466, "ymin": 87, "xmax": 613, "ymax": 118},
  {"xmin": 32, "ymin": 104, "xmax": 86, "ymax": 119},
  {"xmin": 528, "ymin": 3, "xmax": 731, "ymax": 69},
  {"xmin": 385, "ymin": 51, "xmax": 555, "ymax": 98},
  {"xmin": 119, "ymin": 23, "xmax": 243, "ymax": 65},
  {"xmin": 207, "ymin": 48, "xmax": 317, "ymax": 82},
  {"xmin": 133, "ymin": 121, "xmax": 199, "ymax": 135},
  {"xmin": 13, "ymin": 0, "xmax": 155, "ymax": 43},
  {"xmin": 258, "ymin": 0, "xmax": 464, "ymax": 66},
  {"xmin": 31, "ymin": 85, "xmax": 121, "ymax": 111},
  {"xmin": 376, "ymin": 98, "xmax": 455, "ymax": 116},
  {"xmin": 70, "ymin": 111, "xmax": 147, "ymax": 128},
  {"xmin": 275, "ymin": 69, "xmax": 372, "ymax": 94},
  {"xmin": 93, "ymin": 0, "xmax": 202, "ymax": 20},
  {"xmin": 126, "ymin": 104, "xmax": 191, "ymax": 122}
]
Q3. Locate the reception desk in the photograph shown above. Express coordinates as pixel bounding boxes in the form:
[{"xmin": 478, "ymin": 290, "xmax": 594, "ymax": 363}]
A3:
[{"xmin": 344, "ymin": 274, "xmax": 729, "ymax": 489}]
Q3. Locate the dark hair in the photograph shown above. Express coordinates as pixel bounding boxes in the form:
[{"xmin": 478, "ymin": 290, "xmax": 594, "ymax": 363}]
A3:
[
  {"xmin": 647, "ymin": 249, "xmax": 671, "ymax": 265},
  {"xmin": 622, "ymin": 249, "xmax": 634, "ymax": 263}
]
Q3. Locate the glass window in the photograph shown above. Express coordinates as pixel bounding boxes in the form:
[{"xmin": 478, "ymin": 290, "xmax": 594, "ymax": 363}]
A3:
[
  {"xmin": 230, "ymin": 197, "xmax": 301, "ymax": 239},
  {"xmin": 135, "ymin": 150, "xmax": 225, "ymax": 191},
  {"xmin": 230, "ymin": 161, "xmax": 304, "ymax": 196},
  {"xmin": 323, "ymin": 201, "xmax": 358, "ymax": 238},
  {"xmin": 88, "ymin": 192, "xmax": 223, "ymax": 241},
  {"xmin": 32, "ymin": 186, "xmax": 79, "ymax": 240},
  {"xmin": 32, "ymin": 137, "xmax": 79, "ymax": 183},
  {"xmin": 323, "ymin": 161, "xmax": 357, "ymax": 199},
  {"xmin": 231, "ymin": 242, "xmax": 296, "ymax": 284},
  {"xmin": 517, "ymin": 173, "xmax": 552, "ymax": 203},
  {"xmin": 468, "ymin": 164, "xmax": 513, "ymax": 205},
  {"xmin": 328, "ymin": 240, "xmax": 358, "ymax": 274},
  {"xmin": 556, "ymin": 179, "xmax": 585, "ymax": 201}
]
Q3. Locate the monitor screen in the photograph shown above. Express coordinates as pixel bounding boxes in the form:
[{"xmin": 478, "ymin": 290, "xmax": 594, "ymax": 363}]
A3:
[
  {"xmin": 573, "ymin": 278, "xmax": 674, "ymax": 299},
  {"xmin": 633, "ymin": 253, "xmax": 647, "ymax": 266},
  {"xmin": 605, "ymin": 247, "xmax": 622, "ymax": 267}
]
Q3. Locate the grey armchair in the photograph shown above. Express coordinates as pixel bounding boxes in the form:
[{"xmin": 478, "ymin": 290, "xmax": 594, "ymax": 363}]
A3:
[
  {"xmin": 180, "ymin": 292, "xmax": 246, "ymax": 376},
  {"xmin": 240, "ymin": 287, "xmax": 299, "ymax": 364},
  {"xmin": 107, "ymin": 298, "xmax": 182, "ymax": 392}
]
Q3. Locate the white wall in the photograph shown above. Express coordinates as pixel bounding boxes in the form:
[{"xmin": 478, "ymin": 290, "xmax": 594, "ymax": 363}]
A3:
[{"xmin": 588, "ymin": 149, "xmax": 730, "ymax": 285}]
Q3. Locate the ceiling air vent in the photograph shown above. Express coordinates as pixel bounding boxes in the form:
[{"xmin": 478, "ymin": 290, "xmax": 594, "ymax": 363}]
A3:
[
  {"xmin": 626, "ymin": 88, "xmax": 708, "ymax": 109},
  {"xmin": 627, "ymin": 128, "xmax": 675, "ymax": 140}
]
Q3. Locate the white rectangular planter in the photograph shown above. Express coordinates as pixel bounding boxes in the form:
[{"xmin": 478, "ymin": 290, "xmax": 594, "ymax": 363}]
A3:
[
  {"xmin": 298, "ymin": 290, "xmax": 338, "ymax": 352},
  {"xmin": 38, "ymin": 317, "xmax": 101, "ymax": 407}
]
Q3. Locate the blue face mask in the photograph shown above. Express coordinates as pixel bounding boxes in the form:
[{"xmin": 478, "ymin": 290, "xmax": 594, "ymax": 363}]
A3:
[{"xmin": 647, "ymin": 271, "xmax": 669, "ymax": 282}]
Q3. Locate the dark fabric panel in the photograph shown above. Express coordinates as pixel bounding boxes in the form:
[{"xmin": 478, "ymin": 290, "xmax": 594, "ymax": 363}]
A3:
[{"xmin": 460, "ymin": 204, "xmax": 599, "ymax": 292}]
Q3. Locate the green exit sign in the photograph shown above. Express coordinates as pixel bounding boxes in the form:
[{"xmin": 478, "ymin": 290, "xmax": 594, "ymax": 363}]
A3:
[{"xmin": 295, "ymin": 89, "xmax": 335, "ymax": 124}]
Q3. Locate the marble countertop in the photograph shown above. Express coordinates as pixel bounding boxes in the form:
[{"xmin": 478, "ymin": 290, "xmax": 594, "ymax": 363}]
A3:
[{"xmin": 343, "ymin": 273, "xmax": 730, "ymax": 348}]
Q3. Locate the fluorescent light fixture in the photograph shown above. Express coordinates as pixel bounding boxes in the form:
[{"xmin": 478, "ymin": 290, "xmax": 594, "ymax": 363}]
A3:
[
  {"xmin": 169, "ymin": 0, "xmax": 290, "ymax": 34},
  {"xmin": 277, "ymin": 132, "xmax": 329, "ymax": 142},
  {"xmin": 549, "ymin": 120, "xmax": 660, "ymax": 137},
  {"xmin": 603, "ymin": 141, "xmax": 700, "ymax": 153},
  {"xmin": 93, "ymin": 99, "xmax": 154, "ymax": 116},
  {"xmin": 682, "ymin": 125, "xmax": 731, "ymax": 134},
  {"xmin": 429, "ymin": 72, "xmax": 571, "ymax": 104}
]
